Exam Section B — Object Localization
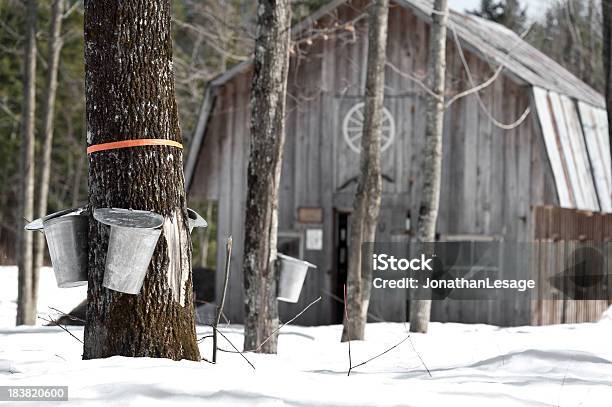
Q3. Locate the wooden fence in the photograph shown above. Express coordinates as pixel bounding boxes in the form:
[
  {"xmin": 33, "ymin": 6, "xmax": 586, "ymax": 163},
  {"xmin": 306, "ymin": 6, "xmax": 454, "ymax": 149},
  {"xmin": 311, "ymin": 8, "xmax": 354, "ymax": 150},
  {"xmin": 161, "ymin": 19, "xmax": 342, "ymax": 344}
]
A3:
[{"xmin": 531, "ymin": 206, "xmax": 611, "ymax": 325}]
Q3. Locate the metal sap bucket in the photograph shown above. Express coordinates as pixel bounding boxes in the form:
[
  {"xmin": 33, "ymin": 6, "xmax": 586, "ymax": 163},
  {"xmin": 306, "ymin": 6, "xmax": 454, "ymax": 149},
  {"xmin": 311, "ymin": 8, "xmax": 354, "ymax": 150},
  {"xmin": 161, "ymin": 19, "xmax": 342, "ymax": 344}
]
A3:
[
  {"xmin": 277, "ymin": 253, "xmax": 317, "ymax": 303},
  {"xmin": 93, "ymin": 208, "xmax": 164, "ymax": 295},
  {"xmin": 187, "ymin": 208, "xmax": 207, "ymax": 233},
  {"xmin": 24, "ymin": 207, "xmax": 88, "ymax": 288}
]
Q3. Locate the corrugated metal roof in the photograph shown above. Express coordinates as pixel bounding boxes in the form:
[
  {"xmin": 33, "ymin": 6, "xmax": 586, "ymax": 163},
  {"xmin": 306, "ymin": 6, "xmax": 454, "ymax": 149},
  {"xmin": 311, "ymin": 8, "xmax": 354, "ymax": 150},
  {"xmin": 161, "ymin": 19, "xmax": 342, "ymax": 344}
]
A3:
[{"xmin": 533, "ymin": 87, "xmax": 607, "ymax": 212}]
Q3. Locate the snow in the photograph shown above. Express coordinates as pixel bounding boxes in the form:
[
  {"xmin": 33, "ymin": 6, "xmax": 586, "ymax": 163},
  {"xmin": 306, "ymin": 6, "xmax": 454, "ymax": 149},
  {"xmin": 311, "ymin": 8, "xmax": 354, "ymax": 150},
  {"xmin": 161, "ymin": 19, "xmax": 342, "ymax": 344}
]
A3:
[
  {"xmin": 1, "ymin": 266, "xmax": 612, "ymax": 406},
  {"xmin": 0, "ymin": 266, "xmax": 86, "ymax": 328}
]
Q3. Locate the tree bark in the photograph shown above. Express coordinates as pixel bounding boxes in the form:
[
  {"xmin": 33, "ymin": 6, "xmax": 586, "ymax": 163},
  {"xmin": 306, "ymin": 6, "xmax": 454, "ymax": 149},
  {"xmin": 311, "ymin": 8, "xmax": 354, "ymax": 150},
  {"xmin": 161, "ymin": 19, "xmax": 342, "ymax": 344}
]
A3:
[
  {"xmin": 33, "ymin": 0, "xmax": 65, "ymax": 309},
  {"xmin": 242, "ymin": 0, "xmax": 291, "ymax": 354},
  {"xmin": 16, "ymin": 0, "xmax": 38, "ymax": 326},
  {"xmin": 83, "ymin": 0, "xmax": 200, "ymax": 361},
  {"xmin": 604, "ymin": 0, "xmax": 612, "ymax": 171},
  {"xmin": 341, "ymin": 0, "xmax": 389, "ymax": 342},
  {"xmin": 409, "ymin": 0, "xmax": 448, "ymax": 334}
]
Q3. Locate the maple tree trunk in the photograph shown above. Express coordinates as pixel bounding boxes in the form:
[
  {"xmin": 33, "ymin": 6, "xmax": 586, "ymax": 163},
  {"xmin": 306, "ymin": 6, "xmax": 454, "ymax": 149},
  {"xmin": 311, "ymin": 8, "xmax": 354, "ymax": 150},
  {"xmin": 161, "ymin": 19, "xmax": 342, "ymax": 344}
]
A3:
[
  {"xmin": 341, "ymin": 0, "xmax": 389, "ymax": 342},
  {"xmin": 409, "ymin": 0, "xmax": 448, "ymax": 334},
  {"xmin": 242, "ymin": 0, "xmax": 291, "ymax": 354},
  {"xmin": 83, "ymin": 0, "xmax": 199, "ymax": 360}
]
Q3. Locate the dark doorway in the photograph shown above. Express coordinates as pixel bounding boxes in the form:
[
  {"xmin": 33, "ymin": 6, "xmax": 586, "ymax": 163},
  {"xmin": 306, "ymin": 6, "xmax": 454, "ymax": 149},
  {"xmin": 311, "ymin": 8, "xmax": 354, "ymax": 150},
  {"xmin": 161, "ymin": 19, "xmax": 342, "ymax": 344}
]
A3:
[{"xmin": 334, "ymin": 211, "xmax": 350, "ymax": 323}]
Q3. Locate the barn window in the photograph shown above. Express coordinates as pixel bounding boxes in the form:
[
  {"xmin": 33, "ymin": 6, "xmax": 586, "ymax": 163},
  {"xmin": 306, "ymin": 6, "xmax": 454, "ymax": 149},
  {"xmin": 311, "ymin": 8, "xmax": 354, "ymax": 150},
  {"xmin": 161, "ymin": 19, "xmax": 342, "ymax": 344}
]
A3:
[{"xmin": 342, "ymin": 102, "xmax": 396, "ymax": 153}]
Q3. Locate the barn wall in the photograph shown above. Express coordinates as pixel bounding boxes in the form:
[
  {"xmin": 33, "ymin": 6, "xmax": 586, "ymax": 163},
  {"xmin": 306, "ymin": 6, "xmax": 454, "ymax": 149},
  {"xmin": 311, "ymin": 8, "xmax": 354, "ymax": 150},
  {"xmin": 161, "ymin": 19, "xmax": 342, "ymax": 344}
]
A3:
[{"xmin": 189, "ymin": 0, "xmax": 560, "ymax": 326}]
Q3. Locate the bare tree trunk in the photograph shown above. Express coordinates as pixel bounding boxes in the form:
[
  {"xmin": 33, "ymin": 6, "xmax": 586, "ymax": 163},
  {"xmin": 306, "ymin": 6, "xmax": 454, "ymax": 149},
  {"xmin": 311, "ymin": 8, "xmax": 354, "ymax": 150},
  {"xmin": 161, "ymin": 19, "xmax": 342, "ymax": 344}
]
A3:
[
  {"xmin": 341, "ymin": 0, "xmax": 389, "ymax": 342},
  {"xmin": 16, "ymin": 0, "xmax": 37, "ymax": 326},
  {"xmin": 83, "ymin": 0, "xmax": 200, "ymax": 361},
  {"xmin": 409, "ymin": 0, "xmax": 448, "ymax": 334},
  {"xmin": 242, "ymin": 0, "xmax": 291, "ymax": 354},
  {"xmin": 604, "ymin": 0, "xmax": 612, "ymax": 168},
  {"xmin": 33, "ymin": 0, "xmax": 65, "ymax": 309}
]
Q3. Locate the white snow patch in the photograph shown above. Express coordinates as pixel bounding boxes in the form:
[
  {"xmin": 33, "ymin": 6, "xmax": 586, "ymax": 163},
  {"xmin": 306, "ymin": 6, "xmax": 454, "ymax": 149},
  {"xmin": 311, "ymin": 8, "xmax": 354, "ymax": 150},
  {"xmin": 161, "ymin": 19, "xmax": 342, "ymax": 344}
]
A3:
[{"xmin": 0, "ymin": 266, "xmax": 86, "ymax": 328}]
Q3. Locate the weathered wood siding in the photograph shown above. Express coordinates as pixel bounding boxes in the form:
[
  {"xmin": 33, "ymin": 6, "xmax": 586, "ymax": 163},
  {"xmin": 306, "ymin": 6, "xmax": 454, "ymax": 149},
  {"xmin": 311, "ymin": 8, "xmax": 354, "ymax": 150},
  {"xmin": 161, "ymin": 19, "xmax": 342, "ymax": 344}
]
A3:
[{"xmin": 189, "ymin": 0, "xmax": 559, "ymax": 326}]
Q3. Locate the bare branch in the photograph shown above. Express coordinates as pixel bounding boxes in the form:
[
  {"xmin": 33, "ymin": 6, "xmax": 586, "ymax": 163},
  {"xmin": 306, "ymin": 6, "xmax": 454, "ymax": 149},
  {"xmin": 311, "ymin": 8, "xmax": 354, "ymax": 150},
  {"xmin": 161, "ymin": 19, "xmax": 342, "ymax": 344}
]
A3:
[
  {"xmin": 37, "ymin": 315, "xmax": 83, "ymax": 344},
  {"xmin": 255, "ymin": 296, "xmax": 322, "ymax": 352},
  {"xmin": 386, "ymin": 61, "xmax": 442, "ymax": 101},
  {"xmin": 350, "ymin": 335, "xmax": 410, "ymax": 371},
  {"xmin": 450, "ymin": 26, "xmax": 531, "ymax": 130},
  {"xmin": 212, "ymin": 326, "xmax": 255, "ymax": 370},
  {"xmin": 445, "ymin": 23, "xmax": 534, "ymax": 110}
]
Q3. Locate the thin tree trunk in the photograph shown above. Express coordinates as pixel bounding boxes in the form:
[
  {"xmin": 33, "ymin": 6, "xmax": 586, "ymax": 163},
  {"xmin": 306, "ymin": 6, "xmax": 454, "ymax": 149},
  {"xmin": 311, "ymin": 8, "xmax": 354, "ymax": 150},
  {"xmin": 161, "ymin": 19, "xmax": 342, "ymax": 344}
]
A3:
[
  {"xmin": 341, "ymin": 0, "xmax": 389, "ymax": 342},
  {"xmin": 83, "ymin": 0, "xmax": 200, "ymax": 361},
  {"xmin": 409, "ymin": 0, "xmax": 448, "ymax": 334},
  {"xmin": 33, "ymin": 0, "xmax": 65, "ymax": 307},
  {"xmin": 604, "ymin": 0, "xmax": 612, "ymax": 170},
  {"xmin": 242, "ymin": 0, "xmax": 291, "ymax": 354},
  {"xmin": 16, "ymin": 0, "xmax": 37, "ymax": 326}
]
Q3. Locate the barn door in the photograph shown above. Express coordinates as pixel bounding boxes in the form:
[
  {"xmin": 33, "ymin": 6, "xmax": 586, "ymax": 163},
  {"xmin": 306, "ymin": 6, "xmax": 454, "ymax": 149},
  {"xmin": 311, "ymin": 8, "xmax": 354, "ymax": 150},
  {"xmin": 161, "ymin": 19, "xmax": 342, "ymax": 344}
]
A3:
[{"xmin": 333, "ymin": 210, "xmax": 350, "ymax": 323}]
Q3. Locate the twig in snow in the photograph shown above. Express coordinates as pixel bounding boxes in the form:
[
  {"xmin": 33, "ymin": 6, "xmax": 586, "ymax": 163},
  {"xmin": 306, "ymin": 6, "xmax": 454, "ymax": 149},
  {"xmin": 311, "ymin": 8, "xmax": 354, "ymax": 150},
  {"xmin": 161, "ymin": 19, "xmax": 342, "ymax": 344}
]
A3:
[
  {"xmin": 402, "ymin": 321, "xmax": 432, "ymax": 377},
  {"xmin": 48, "ymin": 306, "xmax": 86, "ymax": 323},
  {"xmin": 556, "ymin": 358, "xmax": 573, "ymax": 407},
  {"xmin": 254, "ymin": 296, "xmax": 322, "ymax": 352},
  {"xmin": 350, "ymin": 335, "xmax": 410, "ymax": 371},
  {"xmin": 344, "ymin": 285, "xmax": 353, "ymax": 376},
  {"xmin": 213, "ymin": 236, "xmax": 232, "ymax": 363},
  {"xmin": 212, "ymin": 325, "xmax": 255, "ymax": 370},
  {"xmin": 407, "ymin": 336, "xmax": 432, "ymax": 378},
  {"xmin": 218, "ymin": 296, "xmax": 322, "ymax": 354},
  {"xmin": 37, "ymin": 315, "xmax": 83, "ymax": 344}
]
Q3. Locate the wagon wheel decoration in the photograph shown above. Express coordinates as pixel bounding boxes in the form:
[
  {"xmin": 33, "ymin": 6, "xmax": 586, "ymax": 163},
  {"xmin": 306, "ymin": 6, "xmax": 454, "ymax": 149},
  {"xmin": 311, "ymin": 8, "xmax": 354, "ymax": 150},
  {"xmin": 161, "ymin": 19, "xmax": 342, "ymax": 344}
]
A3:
[{"xmin": 342, "ymin": 102, "xmax": 396, "ymax": 154}]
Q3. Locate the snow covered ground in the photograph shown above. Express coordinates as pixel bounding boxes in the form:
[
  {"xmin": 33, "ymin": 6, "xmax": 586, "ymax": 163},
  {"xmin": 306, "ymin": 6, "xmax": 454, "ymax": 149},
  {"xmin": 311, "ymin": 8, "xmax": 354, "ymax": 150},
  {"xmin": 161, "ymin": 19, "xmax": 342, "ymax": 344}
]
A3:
[{"xmin": 1, "ymin": 266, "xmax": 612, "ymax": 406}]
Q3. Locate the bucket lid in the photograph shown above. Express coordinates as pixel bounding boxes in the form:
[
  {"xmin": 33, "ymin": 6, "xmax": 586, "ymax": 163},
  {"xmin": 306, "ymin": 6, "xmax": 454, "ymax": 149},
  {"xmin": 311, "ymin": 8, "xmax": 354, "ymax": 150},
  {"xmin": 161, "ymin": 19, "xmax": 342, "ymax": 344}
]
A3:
[
  {"xmin": 94, "ymin": 208, "xmax": 164, "ymax": 230},
  {"xmin": 25, "ymin": 206, "xmax": 88, "ymax": 231},
  {"xmin": 277, "ymin": 253, "xmax": 317, "ymax": 269},
  {"xmin": 187, "ymin": 208, "xmax": 208, "ymax": 229}
]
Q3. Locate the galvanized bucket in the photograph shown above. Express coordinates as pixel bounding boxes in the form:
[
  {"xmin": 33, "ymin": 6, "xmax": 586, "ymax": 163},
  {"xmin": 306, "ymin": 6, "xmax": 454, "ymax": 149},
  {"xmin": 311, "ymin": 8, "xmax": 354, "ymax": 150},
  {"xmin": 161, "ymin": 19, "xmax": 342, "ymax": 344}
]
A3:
[
  {"xmin": 187, "ymin": 208, "xmax": 207, "ymax": 233},
  {"xmin": 94, "ymin": 208, "xmax": 164, "ymax": 295},
  {"xmin": 277, "ymin": 253, "xmax": 317, "ymax": 303},
  {"xmin": 24, "ymin": 207, "xmax": 88, "ymax": 288}
]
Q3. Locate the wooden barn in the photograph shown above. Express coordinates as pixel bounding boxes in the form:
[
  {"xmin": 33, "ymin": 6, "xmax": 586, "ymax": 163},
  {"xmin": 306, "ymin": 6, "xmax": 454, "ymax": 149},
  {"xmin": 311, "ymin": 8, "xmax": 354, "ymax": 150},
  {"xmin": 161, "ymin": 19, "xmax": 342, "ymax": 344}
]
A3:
[{"xmin": 185, "ymin": 0, "xmax": 611, "ymax": 327}]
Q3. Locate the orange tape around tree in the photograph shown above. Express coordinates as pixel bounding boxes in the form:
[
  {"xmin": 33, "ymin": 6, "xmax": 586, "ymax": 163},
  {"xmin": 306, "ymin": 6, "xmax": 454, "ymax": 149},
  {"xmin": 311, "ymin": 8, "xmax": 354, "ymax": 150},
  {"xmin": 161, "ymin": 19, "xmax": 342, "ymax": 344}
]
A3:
[{"xmin": 87, "ymin": 138, "xmax": 183, "ymax": 155}]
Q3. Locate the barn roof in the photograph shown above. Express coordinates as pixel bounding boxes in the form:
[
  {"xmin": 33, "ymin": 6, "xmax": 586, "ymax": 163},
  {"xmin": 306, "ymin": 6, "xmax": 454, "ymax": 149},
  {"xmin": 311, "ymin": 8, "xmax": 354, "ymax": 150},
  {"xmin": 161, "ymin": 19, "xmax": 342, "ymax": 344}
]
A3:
[{"xmin": 199, "ymin": 0, "xmax": 604, "ymax": 108}]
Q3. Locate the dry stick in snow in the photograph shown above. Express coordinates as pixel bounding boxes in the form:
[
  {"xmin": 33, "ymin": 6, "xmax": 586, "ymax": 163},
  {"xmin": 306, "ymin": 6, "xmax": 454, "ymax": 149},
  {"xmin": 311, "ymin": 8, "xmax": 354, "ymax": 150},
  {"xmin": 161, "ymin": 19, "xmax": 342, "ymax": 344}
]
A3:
[
  {"xmin": 48, "ymin": 306, "xmax": 86, "ymax": 324},
  {"xmin": 350, "ymin": 335, "xmax": 410, "ymax": 371},
  {"xmin": 344, "ymin": 285, "xmax": 353, "ymax": 376},
  {"xmin": 254, "ymin": 296, "xmax": 322, "ymax": 352},
  {"xmin": 212, "ymin": 236, "xmax": 232, "ymax": 363},
  {"xmin": 218, "ymin": 296, "xmax": 322, "ymax": 354},
  {"xmin": 344, "ymin": 285, "xmax": 412, "ymax": 377},
  {"xmin": 407, "ymin": 336, "xmax": 432, "ymax": 378},
  {"xmin": 37, "ymin": 315, "xmax": 83, "ymax": 344},
  {"xmin": 213, "ymin": 327, "xmax": 255, "ymax": 371}
]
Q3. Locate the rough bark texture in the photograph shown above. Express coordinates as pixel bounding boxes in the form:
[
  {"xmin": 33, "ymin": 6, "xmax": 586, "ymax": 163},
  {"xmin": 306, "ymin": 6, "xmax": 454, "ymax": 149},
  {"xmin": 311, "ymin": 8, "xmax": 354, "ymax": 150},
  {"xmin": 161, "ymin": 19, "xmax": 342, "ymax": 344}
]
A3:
[
  {"xmin": 83, "ymin": 0, "xmax": 200, "ymax": 361},
  {"xmin": 242, "ymin": 0, "xmax": 291, "ymax": 354},
  {"xmin": 33, "ymin": 0, "xmax": 65, "ymax": 306},
  {"xmin": 341, "ymin": 0, "xmax": 389, "ymax": 342},
  {"xmin": 409, "ymin": 0, "xmax": 448, "ymax": 334},
  {"xmin": 16, "ymin": 0, "xmax": 37, "ymax": 326},
  {"xmin": 604, "ymin": 0, "xmax": 612, "ymax": 170}
]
